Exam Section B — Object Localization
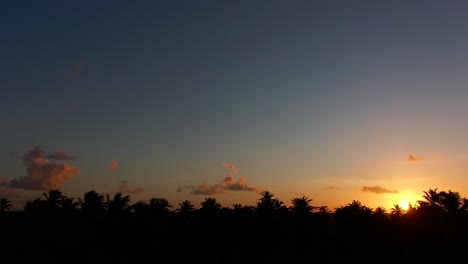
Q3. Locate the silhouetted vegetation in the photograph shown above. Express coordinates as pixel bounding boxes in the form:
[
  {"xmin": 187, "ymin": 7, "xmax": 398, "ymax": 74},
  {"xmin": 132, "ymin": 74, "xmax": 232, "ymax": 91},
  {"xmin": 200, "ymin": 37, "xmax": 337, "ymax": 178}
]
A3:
[{"xmin": 2, "ymin": 188, "xmax": 468, "ymax": 263}]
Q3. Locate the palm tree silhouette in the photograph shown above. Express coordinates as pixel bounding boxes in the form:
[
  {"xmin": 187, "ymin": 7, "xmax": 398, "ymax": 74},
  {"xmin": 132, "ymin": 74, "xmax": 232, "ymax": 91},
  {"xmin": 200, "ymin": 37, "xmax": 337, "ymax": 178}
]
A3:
[
  {"xmin": 334, "ymin": 200, "xmax": 373, "ymax": 234},
  {"xmin": 255, "ymin": 191, "xmax": 284, "ymax": 218},
  {"xmin": 129, "ymin": 201, "xmax": 149, "ymax": 215},
  {"xmin": 290, "ymin": 196, "xmax": 314, "ymax": 216},
  {"xmin": 79, "ymin": 190, "xmax": 106, "ymax": 216},
  {"xmin": 42, "ymin": 189, "xmax": 64, "ymax": 211},
  {"xmin": 0, "ymin": 198, "xmax": 11, "ymax": 213},
  {"xmin": 372, "ymin": 206, "xmax": 389, "ymax": 227},
  {"xmin": 108, "ymin": 193, "xmax": 131, "ymax": 215},
  {"xmin": 438, "ymin": 190, "xmax": 465, "ymax": 213},
  {"xmin": 200, "ymin": 197, "xmax": 221, "ymax": 217},
  {"xmin": 317, "ymin": 205, "xmax": 331, "ymax": 215},
  {"xmin": 61, "ymin": 197, "xmax": 79, "ymax": 214},
  {"xmin": 232, "ymin": 203, "xmax": 254, "ymax": 217},
  {"xmin": 390, "ymin": 204, "xmax": 404, "ymax": 221},
  {"xmin": 374, "ymin": 206, "xmax": 387, "ymax": 216},
  {"xmin": 176, "ymin": 200, "xmax": 194, "ymax": 214},
  {"xmin": 149, "ymin": 197, "xmax": 172, "ymax": 216},
  {"xmin": 419, "ymin": 188, "xmax": 441, "ymax": 208}
]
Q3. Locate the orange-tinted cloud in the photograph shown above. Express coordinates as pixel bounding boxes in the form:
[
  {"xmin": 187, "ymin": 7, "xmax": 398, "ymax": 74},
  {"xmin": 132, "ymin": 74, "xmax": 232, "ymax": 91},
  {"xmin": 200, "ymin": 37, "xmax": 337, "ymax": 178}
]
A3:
[
  {"xmin": 115, "ymin": 181, "xmax": 144, "ymax": 194},
  {"xmin": 0, "ymin": 176, "xmax": 6, "ymax": 184},
  {"xmin": 108, "ymin": 160, "xmax": 118, "ymax": 171},
  {"xmin": 322, "ymin": 186, "xmax": 340, "ymax": 190},
  {"xmin": 221, "ymin": 175, "xmax": 258, "ymax": 192},
  {"xmin": 362, "ymin": 186, "xmax": 398, "ymax": 194},
  {"xmin": 407, "ymin": 154, "xmax": 424, "ymax": 163},
  {"xmin": 70, "ymin": 63, "xmax": 86, "ymax": 80},
  {"xmin": 187, "ymin": 162, "xmax": 260, "ymax": 195},
  {"xmin": 6, "ymin": 145, "xmax": 80, "ymax": 190},
  {"xmin": 223, "ymin": 162, "xmax": 238, "ymax": 175},
  {"xmin": 190, "ymin": 182, "xmax": 226, "ymax": 195},
  {"xmin": 189, "ymin": 175, "xmax": 260, "ymax": 195}
]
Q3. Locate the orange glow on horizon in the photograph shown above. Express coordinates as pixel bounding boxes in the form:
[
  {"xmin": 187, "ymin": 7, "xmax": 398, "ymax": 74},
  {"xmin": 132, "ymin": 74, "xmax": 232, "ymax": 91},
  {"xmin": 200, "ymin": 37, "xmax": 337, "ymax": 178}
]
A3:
[
  {"xmin": 399, "ymin": 201, "xmax": 410, "ymax": 211},
  {"xmin": 393, "ymin": 192, "xmax": 419, "ymax": 211}
]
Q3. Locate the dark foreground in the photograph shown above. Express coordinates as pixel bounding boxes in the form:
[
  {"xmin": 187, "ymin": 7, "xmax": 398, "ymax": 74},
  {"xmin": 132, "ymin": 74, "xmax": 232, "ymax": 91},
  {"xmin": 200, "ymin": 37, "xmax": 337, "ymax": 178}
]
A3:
[{"xmin": 2, "ymin": 211, "xmax": 468, "ymax": 263}]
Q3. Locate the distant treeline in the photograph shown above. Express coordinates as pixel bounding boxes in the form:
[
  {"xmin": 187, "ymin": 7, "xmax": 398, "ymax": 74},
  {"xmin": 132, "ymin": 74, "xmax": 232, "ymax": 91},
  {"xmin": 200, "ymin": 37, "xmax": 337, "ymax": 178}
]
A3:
[{"xmin": 1, "ymin": 188, "xmax": 468, "ymax": 263}]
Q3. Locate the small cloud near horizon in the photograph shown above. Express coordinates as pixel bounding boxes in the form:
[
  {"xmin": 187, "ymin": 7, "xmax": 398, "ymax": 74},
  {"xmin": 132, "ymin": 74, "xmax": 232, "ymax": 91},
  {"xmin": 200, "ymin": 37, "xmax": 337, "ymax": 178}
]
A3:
[
  {"xmin": 407, "ymin": 154, "xmax": 424, "ymax": 163},
  {"xmin": 108, "ymin": 160, "xmax": 118, "ymax": 172},
  {"xmin": 181, "ymin": 162, "xmax": 261, "ymax": 195},
  {"xmin": 362, "ymin": 186, "xmax": 398, "ymax": 194},
  {"xmin": 223, "ymin": 161, "xmax": 238, "ymax": 175},
  {"xmin": 4, "ymin": 145, "xmax": 79, "ymax": 190},
  {"xmin": 322, "ymin": 186, "xmax": 340, "ymax": 190},
  {"xmin": 115, "ymin": 181, "xmax": 144, "ymax": 194}
]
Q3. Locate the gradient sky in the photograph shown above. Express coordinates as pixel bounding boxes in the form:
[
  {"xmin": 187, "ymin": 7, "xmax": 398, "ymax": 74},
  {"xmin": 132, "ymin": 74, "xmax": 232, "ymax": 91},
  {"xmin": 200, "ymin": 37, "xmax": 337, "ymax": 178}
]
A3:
[{"xmin": 2, "ymin": 1, "xmax": 468, "ymax": 211}]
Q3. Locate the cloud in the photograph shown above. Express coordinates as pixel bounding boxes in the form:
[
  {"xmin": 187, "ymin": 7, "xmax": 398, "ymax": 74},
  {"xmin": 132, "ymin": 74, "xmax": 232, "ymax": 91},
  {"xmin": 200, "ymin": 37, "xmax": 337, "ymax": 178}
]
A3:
[
  {"xmin": 190, "ymin": 182, "xmax": 225, "ymax": 195},
  {"xmin": 176, "ymin": 185, "xmax": 193, "ymax": 193},
  {"xmin": 407, "ymin": 154, "xmax": 424, "ymax": 163},
  {"xmin": 322, "ymin": 186, "xmax": 340, "ymax": 190},
  {"xmin": 115, "ymin": 181, "xmax": 144, "ymax": 194},
  {"xmin": 46, "ymin": 151, "xmax": 77, "ymax": 160},
  {"xmin": 362, "ymin": 186, "xmax": 398, "ymax": 194},
  {"xmin": 0, "ymin": 176, "xmax": 6, "ymax": 184},
  {"xmin": 220, "ymin": 175, "xmax": 258, "ymax": 192},
  {"xmin": 108, "ymin": 160, "xmax": 118, "ymax": 171},
  {"xmin": 70, "ymin": 63, "xmax": 86, "ymax": 80},
  {"xmin": 188, "ymin": 162, "xmax": 260, "ymax": 195},
  {"xmin": 180, "ymin": 162, "xmax": 260, "ymax": 195},
  {"xmin": 6, "ymin": 145, "xmax": 80, "ymax": 190},
  {"xmin": 223, "ymin": 162, "xmax": 238, "ymax": 175}
]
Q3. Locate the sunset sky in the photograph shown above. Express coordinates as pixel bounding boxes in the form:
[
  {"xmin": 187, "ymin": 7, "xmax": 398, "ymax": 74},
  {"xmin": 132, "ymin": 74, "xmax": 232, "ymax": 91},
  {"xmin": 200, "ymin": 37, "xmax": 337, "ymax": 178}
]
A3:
[{"xmin": 2, "ymin": 1, "xmax": 468, "ymax": 211}]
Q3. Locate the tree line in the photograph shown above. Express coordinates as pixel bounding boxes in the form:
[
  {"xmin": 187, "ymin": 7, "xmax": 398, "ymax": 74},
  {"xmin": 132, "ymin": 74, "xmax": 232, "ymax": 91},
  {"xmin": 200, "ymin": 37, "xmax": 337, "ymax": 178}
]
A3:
[{"xmin": 1, "ymin": 188, "xmax": 468, "ymax": 263}]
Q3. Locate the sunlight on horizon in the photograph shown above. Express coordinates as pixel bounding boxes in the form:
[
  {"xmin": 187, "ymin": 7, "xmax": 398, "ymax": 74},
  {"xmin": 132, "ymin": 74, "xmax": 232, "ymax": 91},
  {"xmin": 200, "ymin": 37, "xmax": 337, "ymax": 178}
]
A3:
[
  {"xmin": 399, "ymin": 201, "xmax": 410, "ymax": 211},
  {"xmin": 394, "ymin": 192, "xmax": 419, "ymax": 211}
]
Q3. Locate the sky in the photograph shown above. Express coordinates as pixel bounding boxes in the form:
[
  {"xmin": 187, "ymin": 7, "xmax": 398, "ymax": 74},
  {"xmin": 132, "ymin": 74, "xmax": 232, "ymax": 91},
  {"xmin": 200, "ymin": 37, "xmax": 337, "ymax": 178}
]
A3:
[{"xmin": 2, "ymin": 1, "xmax": 468, "ymax": 211}]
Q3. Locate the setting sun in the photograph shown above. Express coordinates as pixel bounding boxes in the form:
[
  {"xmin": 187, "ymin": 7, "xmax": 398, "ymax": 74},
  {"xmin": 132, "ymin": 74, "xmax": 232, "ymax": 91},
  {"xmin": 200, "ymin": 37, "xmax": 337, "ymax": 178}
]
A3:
[
  {"xmin": 399, "ymin": 201, "xmax": 410, "ymax": 211},
  {"xmin": 393, "ymin": 192, "xmax": 419, "ymax": 211}
]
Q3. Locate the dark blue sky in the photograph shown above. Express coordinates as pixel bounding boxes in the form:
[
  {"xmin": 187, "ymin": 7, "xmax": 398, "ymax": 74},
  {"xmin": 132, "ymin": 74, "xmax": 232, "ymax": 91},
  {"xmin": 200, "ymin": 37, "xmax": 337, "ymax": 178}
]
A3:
[{"xmin": 2, "ymin": 1, "xmax": 468, "ymax": 209}]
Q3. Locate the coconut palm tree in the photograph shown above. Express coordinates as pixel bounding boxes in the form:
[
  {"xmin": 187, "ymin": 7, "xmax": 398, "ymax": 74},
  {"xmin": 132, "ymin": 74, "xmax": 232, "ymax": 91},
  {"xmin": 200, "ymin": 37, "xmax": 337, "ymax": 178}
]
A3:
[
  {"xmin": 372, "ymin": 206, "xmax": 389, "ymax": 225},
  {"xmin": 374, "ymin": 206, "xmax": 387, "ymax": 216},
  {"xmin": 24, "ymin": 197, "xmax": 45, "ymax": 214},
  {"xmin": 390, "ymin": 204, "xmax": 404, "ymax": 221},
  {"xmin": 79, "ymin": 190, "xmax": 106, "ymax": 216},
  {"xmin": 419, "ymin": 188, "xmax": 441, "ymax": 208},
  {"xmin": 334, "ymin": 200, "xmax": 373, "ymax": 236},
  {"xmin": 149, "ymin": 197, "xmax": 172, "ymax": 216},
  {"xmin": 232, "ymin": 203, "xmax": 254, "ymax": 217},
  {"xmin": 200, "ymin": 197, "xmax": 221, "ymax": 217},
  {"xmin": 255, "ymin": 191, "xmax": 284, "ymax": 217},
  {"xmin": 290, "ymin": 196, "xmax": 314, "ymax": 216},
  {"xmin": 108, "ymin": 193, "xmax": 131, "ymax": 215},
  {"xmin": 129, "ymin": 201, "xmax": 149, "ymax": 215},
  {"xmin": 42, "ymin": 189, "xmax": 64, "ymax": 211},
  {"xmin": 335, "ymin": 200, "xmax": 372, "ymax": 217},
  {"xmin": 61, "ymin": 197, "xmax": 79, "ymax": 214},
  {"xmin": 0, "ymin": 198, "xmax": 11, "ymax": 213},
  {"xmin": 438, "ymin": 190, "xmax": 463, "ymax": 213},
  {"xmin": 176, "ymin": 200, "xmax": 194, "ymax": 214},
  {"xmin": 317, "ymin": 205, "xmax": 331, "ymax": 215}
]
